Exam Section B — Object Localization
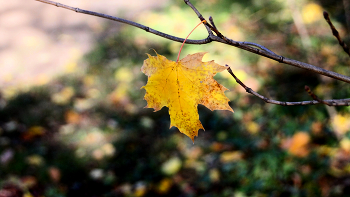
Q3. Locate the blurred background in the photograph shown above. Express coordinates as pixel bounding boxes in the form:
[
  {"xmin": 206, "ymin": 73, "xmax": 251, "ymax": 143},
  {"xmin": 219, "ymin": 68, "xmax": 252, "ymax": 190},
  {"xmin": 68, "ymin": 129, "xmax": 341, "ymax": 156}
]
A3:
[{"xmin": 1, "ymin": 0, "xmax": 350, "ymax": 196}]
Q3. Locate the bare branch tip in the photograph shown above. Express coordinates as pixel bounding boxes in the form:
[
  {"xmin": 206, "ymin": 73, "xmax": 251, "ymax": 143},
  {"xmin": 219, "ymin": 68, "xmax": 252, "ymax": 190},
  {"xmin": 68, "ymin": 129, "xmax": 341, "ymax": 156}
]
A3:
[
  {"xmin": 323, "ymin": 11, "xmax": 329, "ymax": 19},
  {"xmin": 209, "ymin": 16, "xmax": 218, "ymax": 30},
  {"xmin": 304, "ymin": 85, "xmax": 310, "ymax": 91}
]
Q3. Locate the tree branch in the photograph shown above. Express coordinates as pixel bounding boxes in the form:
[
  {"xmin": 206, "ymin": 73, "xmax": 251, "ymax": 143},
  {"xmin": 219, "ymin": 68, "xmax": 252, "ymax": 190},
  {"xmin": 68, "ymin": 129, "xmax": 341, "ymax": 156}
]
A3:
[
  {"xmin": 183, "ymin": 0, "xmax": 350, "ymax": 84},
  {"xmin": 227, "ymin": 66, "xmax": 350, "ymax": 106},
  {"xmin": 34, "ymin": 0, "xmax": 350, "ymax": 100},
  {"xmin": 323, "ymin": 11, "xmax": 350, "ymax": 57},
  {"xmin": 34, "ymin": 0, "xmax": 211, "ymax": 45}
]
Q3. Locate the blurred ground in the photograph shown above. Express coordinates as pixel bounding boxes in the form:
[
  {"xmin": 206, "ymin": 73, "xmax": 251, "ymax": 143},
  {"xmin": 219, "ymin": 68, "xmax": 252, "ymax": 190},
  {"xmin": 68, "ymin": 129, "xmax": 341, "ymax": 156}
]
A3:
[{"xmin": 0, "ymin": 0, "xmax": 168, "ymax": 89}]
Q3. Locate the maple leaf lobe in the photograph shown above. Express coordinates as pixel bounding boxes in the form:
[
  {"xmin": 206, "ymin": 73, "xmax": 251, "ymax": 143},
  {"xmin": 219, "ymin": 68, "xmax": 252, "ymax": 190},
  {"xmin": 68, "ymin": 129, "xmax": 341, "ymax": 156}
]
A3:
[{"xmin": 141, "ymin": 52, "xmax": 233, "ymax": 141}]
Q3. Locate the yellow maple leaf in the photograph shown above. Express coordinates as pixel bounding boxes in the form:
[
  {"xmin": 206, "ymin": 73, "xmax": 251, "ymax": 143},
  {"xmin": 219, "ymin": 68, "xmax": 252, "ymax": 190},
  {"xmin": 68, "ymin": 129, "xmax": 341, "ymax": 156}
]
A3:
[{"xmin": 141, "ymin": 52, "xmax": 233, "ymax": 141}]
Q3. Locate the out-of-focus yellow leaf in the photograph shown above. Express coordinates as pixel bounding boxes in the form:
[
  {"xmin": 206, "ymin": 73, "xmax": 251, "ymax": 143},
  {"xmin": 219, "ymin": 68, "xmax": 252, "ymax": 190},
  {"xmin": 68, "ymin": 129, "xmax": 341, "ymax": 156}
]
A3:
[
  {"xmin": 246, "ymin": 121, "xmax": 259, "ymax": 134},
  {"xmin": 109, "ymin": 84, "xmax": 130, "ymax": 107},
  {"xmin": 114, "ymin": 67, "xmax": 133, "ymax": 83},
  {"xmin": 80, "ymin": 131, "xmax": 104, "ymax": 147},
  {"xmin": 65, "ymin": 110, "xmax": 81, "ymax": 124},
  {"xmin": 157, "ymin": 178, "xmax": 173, "ymax": 194},
  {"xmin": 210, "ymin": 142, "xmax": 227, "ymax": 152},
  {"xmin": 161, "ymin": 157, "xmax": 182, "ymax": 175},
  {"xmin": 101, "ymin": 143, "xmax": 116, "ymax": 156},
  {"xmin": 23, "ymin": 192, "xmax": 34, "ymax": 197},
  {"xmin": 141, "ymin": 52, "xmax": 233, "ymax": 141},
  {"xmin": 184, "ymin": 159, "xmax": 205, "ymax": 172},
  {"xmin": 26, "ymin": 155, "xmax": 44, "ymax": 166},
  {"xmin": 51, "ymin": 87, "xmax": 75, "ymax": 105},
  {"xmin": 209, "ymin": 168, "xmax": 220, "ymax": 183},
  {"xmin": 332, "ymin": 114, "xmax": 350, "ymax": 136},
  {"xmin": 302, "ymin": 3, "xmax": 323, "ymax": 24},
  {"xmin": 134, "ymin": 182, "xmax": 147, "ymax": 197},
  {"xmin": 287, "ymin": 132, "xmax": 310, "ymax": 157},
  {"xmin": 83, "ymin": 75, "xmax": 96, "ymax": 86},
  {"xmin": 22, "ymin": 126, "xmax": 45, "ymax": 141},
  {"xmin": 86, "ymin": 88, "xmax": 101, "ymax": 99},
  {"xmin": 74, "ymin": 98, "xmax": 93, "ymax": 111},
  {"xmin": 340, "ymin": 138, "xmax": 350, "ymax": 152},
  {"xmin": 184, "ymin": 146, "xmax": 202, "ymax": 159},
  {"xmin": 220, "ymin": 151, "xmax": 243, "ymax": 163},
  {"xmin": 317, "ymin": 145, "xmax": 337, "ymax": 157},
  {"xmin": 311, "ymin": 121, "xmax": 323, "ymax": 134}
]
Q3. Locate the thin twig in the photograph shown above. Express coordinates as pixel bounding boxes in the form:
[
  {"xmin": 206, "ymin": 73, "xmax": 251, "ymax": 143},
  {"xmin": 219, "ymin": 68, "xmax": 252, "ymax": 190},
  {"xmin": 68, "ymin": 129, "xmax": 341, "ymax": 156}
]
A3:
[
  {"xmin": 344, "ymin": 0, "xmax": 350, "ymax": 32},
  {"xmin": 323, "ymin": 11, "xmax": 350, "ymax": 57},
  {"xmin": 34, "ymin": 0, "xmax": 210, "ymax": 45},
  {"xmin": 209, "ymin": 16, "xmax": 217, "ymax": 30},
  {"xmin": 34, "ymin": 0, "xmax": 350, "ymax": 84},
  {"xmin": 304, "ymin": 85, "xmax": 332, "ymax": 106},
  {"xmin": 183, "ymin": 0, "xmax": 350, "ymax": 84},
  {"xmin": 227, "ymin": 66, "xmax": 350, "ymax": 106},
  {"xmin": 184, "ymin": 0, "xmax": 213, "ymax": 36},
  {"xmin": 212, "ymin": 35, "xmax": 350, "ymax": 83}
]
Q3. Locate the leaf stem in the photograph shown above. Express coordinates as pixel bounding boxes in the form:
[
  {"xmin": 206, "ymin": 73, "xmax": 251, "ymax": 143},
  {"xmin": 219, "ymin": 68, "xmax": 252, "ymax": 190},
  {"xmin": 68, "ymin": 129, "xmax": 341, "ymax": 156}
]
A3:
[{"xmin": 176, "ymin": 20, "xmax": 206, "ymax": 62}]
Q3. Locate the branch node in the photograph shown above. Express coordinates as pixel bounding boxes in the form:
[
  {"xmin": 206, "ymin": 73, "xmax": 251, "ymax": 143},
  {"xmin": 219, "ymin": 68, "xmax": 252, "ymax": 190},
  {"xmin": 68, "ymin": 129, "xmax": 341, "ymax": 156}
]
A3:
[
  {"xmin": 278, "ymin": 56, "xmax": 284, "ymax": 63},
  {"xmin": 305, "ymin": 85, "xmax": 331, "ymax": 106},
  {"xmin": 205, "ymin": 36, "xmax": 212, "ymax": 43},
  {"xmin": 198, "ymin": 15, "xmax": 205, "ymax": 21}
]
